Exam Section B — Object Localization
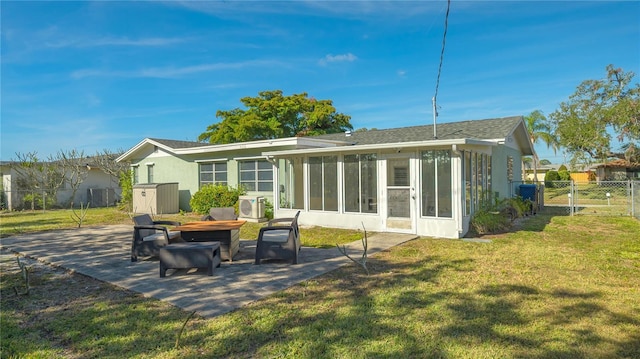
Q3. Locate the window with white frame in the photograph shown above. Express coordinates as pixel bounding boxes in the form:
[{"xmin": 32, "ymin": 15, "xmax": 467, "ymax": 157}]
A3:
[
  {"xmin": 199, "ymin": 162, "xmax": 227, "ymax": 187},
  {"xmin": 239, "ymin": 160, "xmax": 273, "ymax": 191},
  {"xmin": 464, "ymin": 151, "xmax": 472, "ymax": 216},
  {"xmin": 487, "ymin": 155, "xmax": 493, "ymax": 201},
  {"xmin": 147, "ymin": 164, "xmax": 154, "ymax": 183},
  {"xmin": 308, "ymin": 155, "xmax": 338, "ymax": 211},
  {"xmin": 421, "ymin": 150, "xmax": 452, "ymax": 218},
  {"xmin": 344, "ymin": 153, "xmax": 377, "ymax": 213},
  {"xmin": 277, "ymin": 158, "xmax": 304, "ymax": 209},
  {"xmin": 462, "ymin": 150, "xmax": 492, "ymax": 216}
]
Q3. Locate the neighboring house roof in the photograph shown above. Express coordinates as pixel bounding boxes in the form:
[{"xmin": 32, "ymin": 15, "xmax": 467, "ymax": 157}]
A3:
[
  {"xmin": 117, "ymin": 116, "xmax": 534, "ymax": 162},
  {"xmin": 524, "ymin": 164, "xmax": 562, "ymax": 172},
  {"xmin": 540, "ymin": 164, "xmax": 563, "ymax": 171},
  {"xmin": 0, "ymin": 157, "xmax": 108, "ymax": 169},
  {"xmin": 596, "ymin": 159, "xmax": 640, "ymax": 170}
]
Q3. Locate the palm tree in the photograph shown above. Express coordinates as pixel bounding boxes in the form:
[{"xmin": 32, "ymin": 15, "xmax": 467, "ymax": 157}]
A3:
[
  {"xmin": 522, "ymin": 156, "xmax": 533, "ymax": 181},
  {"xmin": 524, "ymin": 110, "xmax": 559, "ymax": 182}
]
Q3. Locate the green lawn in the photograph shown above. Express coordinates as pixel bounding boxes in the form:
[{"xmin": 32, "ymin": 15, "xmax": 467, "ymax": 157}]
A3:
[{"xmin": 1, "ymin": 210, "xmax": 639, "ymax": 358}]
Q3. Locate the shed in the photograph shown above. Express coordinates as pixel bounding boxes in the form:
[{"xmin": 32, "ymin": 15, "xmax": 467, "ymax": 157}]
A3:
[{"xmin": 133, "ymin": 183, "xmax": 179, "ymax": 214}]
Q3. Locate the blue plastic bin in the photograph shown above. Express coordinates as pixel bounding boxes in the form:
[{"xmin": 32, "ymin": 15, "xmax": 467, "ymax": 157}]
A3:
[{"xmin": 519, "ymin": 184, "xmax": 537, "ymax": 202}]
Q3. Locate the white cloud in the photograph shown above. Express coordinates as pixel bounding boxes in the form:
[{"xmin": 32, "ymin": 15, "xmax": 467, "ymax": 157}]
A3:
[
  {"xmin": 71, "ymin": 60, "xmax": 285, "ymax": 79},
  {"xmin": 46, "ymin": 36, "xmax": 188, "ymax": 48},
  {"xmin": 318, "ymin": 53, "xmax": 358, "ymax": 66},
  {"xmin": 397, "ymin": 70, "xmax": 407, "ymax": 77},
  {"xmin": 174, "ymin": 1, "xmax": 443, "ymax": 21}
]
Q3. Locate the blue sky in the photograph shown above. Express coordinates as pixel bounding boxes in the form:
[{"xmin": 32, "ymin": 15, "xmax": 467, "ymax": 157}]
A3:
[{"xmin": 2, "ymin": 1, "xmax": 639, "ymax": 163}]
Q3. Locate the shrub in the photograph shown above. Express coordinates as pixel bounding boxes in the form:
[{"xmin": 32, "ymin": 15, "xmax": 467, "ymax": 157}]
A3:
[
  {"xmin": 0, "ymin": 187, "xmax": 6, "ymax": 210},
  {"xmin": 469, "ymin": 195, "xmax": 532, "ymax": 236},
  {"xmin": 558, "ymin": 164, "xmax": 568, "ymax": 172},
  {"xmin": 558, "ymin": 170, "xmax": 571, "ymax": 181},
  {"xmin": 118, "ymin": 170, "xmax": 133, "ymax": 211},
  {"xmin": 494, "ymin": 197, "xmax": 525, "ymax": 220},
  {"xmin": 263, "ymin": 198, "xmax": 274, "ymax": 220},
  {"xmin": 509, "ymin": 196, "xmax": 532, "ymax": 216},
  {"xmin": 545, "ymin": 170, "xmax": 560, "ymax": 181},
  {"xmin": 189, "ymin": 184, "xmax": 245, "ymax": 215},
  {"xmin": 545, "ymin": 170, "xmax": 560, "ymax": 188},
  {"xmin": 470, "ymin": 210, "xmax": 510, "ymax": 235}
]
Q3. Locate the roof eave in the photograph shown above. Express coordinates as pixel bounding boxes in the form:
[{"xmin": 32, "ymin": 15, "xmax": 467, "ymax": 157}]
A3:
[
  {"xmin": 116, "ymin": 138, "xmax": 178, "ymax": 162},
  {"xmin": 264, "ymin": 138, "xmax": 497, "ymax": 157},
  {"xmin": 117, "ymin": 137, "xmax": 348, "ymax": 161},
  {"xmin": 172, "ymin": 137, "xmax": 345, "ymax": 155}
]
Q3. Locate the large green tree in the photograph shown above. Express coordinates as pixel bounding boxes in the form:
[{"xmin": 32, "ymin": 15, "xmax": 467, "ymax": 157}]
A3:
[
  {"xmin": 198, "ymin": 90, "xmax": 353, "ymax": 144},
  {"xmin": 549, "ymin": 65, "xmax": 640, "ymax": 163}
]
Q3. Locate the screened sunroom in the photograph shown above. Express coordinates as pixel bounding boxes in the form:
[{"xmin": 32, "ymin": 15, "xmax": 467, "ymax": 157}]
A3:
[{"xmin": 266, "ymin": 140, "xmax": 500, "ymax": 239}]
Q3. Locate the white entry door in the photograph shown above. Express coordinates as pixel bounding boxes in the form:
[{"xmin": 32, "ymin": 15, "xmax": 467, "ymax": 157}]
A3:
[{"xmin": 384, "ymin": 155, "xmax": 416, "ymax": 233}]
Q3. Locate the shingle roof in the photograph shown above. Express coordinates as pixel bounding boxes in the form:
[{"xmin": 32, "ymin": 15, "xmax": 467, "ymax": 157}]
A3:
[
  {"xmin": 149, "ymin": 138, "xmax": 209, "ymax": 149},
  {"xmin": 309, "ymin": 116, "xmax": 523, "ymax": 145},
  {"xmin": 144, "ymin": 116, "xmax": 524, "ymax": 153},
  {"xmin": 598, "ymin": 159, "xmax": 640, "ymax": 169}
]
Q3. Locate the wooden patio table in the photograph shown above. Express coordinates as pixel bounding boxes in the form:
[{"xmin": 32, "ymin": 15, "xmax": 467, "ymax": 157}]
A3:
[{"xmin": 173, "ymin": 220, "xmax": 247, "ymax": 261}]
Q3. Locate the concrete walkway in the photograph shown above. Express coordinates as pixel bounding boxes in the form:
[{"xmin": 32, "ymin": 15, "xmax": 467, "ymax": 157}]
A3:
[{"xmin": 0, "ymin": 226, "xmax": 417, "ymax": 318}]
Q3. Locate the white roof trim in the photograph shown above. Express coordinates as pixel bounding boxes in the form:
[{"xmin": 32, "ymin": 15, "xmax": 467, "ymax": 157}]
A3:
[
  {"xmin": 264, "ymin": 138, "xmax": 496, "ymax": 157},
  {"xmin": 172, "ymin": 137, "xmax": 342, "ymax": 155},
  {"xmin": 117, "ymin": 137, "xmax": 348, "ymax": 162},
  {"xmin": 117, "ymin": 138, "xmax": 177, "ymax": 162},
  {"xmin": 233, "ymin": 155, "xmax": 269, "ymax": 161},
  {"xmin": 194, "ymin": 159, "xmax": 227, "ymax": 163}
]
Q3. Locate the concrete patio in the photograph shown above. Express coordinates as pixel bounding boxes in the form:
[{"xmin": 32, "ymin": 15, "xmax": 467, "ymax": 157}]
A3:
[{"xmin": 0, "ymin": 226, "xmax": 417, "ymax": 318}]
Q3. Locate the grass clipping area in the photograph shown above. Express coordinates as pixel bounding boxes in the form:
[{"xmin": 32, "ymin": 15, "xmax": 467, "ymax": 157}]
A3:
[{"xmin": 2, "ymin": 213, "xmax": 639, "ymax": 358}]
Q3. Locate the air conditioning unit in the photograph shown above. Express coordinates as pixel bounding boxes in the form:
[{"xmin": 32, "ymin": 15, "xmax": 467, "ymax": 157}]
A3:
[{"xmin": 239, "ymin": 196, "xmax": 265, "ymax": 219}]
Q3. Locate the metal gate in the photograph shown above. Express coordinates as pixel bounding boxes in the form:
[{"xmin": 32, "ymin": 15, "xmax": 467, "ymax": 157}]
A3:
[{"xmin": 542, "ymin": 181, "xmax": 634, "ymax": 216}]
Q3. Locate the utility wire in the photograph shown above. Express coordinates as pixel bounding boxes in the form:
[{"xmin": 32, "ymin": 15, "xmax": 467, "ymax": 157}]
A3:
[{"xmin": 433, "ymin": 0, "xmax": 451, "ymax": 111}]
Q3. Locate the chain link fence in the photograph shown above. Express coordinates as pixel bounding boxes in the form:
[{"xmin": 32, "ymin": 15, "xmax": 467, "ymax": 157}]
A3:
[
  {"xmin": 510, "ymin": 180, "xmax": 637, "ymax": 217},
  {"xmin": 2, "ymin": 188, "xmax": 119, "ymax": 211},
  {"xmin": 633, "ymin": 181, "xmax": 640, "ymax": 220}
]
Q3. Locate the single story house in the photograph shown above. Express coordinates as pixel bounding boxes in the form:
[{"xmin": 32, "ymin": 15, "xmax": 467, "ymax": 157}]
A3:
[
  {"xmin": 1, "ymin": 161, "xmax": 121, "ymax": 210},
  {"xmin": 523, "ymin": 163, "xmax": 562, "ymax": 182},
  {"xmin": 594, "ymin": 159, "xmax": 640, "ymax": 181},
  {"xmin": 117, "ymin": 116, "xmax": 534, "ymax": 238}
]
